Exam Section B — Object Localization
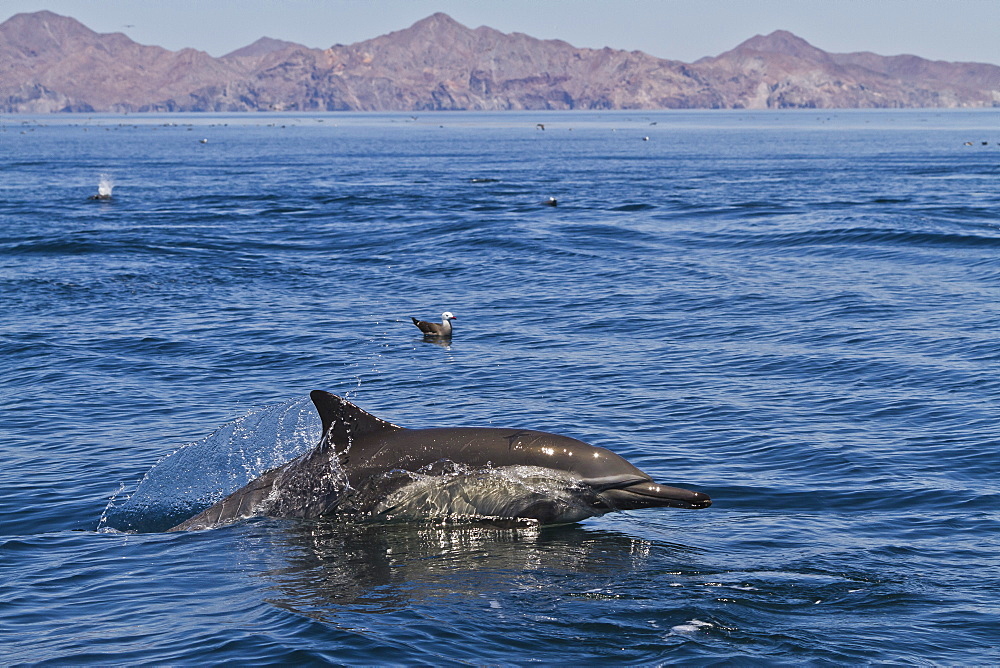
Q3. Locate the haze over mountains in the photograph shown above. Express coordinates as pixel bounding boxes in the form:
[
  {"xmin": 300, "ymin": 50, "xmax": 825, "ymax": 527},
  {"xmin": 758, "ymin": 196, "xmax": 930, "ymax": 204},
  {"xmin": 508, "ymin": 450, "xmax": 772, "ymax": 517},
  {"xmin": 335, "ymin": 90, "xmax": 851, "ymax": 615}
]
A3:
[{"xmin": 3, "ymin": 10, "xmax": 1000, "ymax": 113}]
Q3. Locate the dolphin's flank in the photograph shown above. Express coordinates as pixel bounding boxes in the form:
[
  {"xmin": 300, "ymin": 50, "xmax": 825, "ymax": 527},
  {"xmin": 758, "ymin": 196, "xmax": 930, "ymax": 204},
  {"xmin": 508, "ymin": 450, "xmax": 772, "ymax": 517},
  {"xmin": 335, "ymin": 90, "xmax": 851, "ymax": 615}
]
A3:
[{"xmin": 168, "ymin": 391, "xmax": 710, "ymax": 531}]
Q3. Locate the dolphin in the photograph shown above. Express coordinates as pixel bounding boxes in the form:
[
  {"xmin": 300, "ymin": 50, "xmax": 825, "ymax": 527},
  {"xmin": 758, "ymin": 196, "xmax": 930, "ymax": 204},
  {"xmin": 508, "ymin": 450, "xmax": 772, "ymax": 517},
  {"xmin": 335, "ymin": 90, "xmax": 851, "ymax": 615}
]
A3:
[{"xmin": 168, "ymin": 391, "xmax": 711, "ymax": 531}]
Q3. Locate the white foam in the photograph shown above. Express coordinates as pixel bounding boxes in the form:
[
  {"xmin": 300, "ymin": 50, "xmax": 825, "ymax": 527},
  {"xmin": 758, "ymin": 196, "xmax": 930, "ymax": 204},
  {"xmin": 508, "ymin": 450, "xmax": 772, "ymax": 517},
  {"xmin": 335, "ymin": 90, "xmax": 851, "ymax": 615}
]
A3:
[
  {"xmin": 670, "ymin": 619, "xmax": 713, "ymax": 635},
  {"xmin": 372, "ymin": 465, "xmax": 595, "ymax": 523},
  {"xmin": 97, "ymin": 173, "xmax": 114, "ymax": 197}
]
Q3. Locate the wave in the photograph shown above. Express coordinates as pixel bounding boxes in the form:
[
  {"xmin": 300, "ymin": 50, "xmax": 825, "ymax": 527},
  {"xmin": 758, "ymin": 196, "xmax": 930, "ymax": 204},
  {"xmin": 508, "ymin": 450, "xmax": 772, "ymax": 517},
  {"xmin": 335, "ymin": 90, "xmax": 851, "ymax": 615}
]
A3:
[{"xmin": 686, "ymin": 226, "xmax": 1000, "ymax": 250}]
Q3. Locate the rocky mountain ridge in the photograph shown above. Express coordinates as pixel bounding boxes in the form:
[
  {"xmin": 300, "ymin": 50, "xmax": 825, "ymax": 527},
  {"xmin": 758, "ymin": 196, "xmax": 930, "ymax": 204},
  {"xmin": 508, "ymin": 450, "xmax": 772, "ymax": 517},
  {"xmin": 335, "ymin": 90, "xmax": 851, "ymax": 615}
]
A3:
[{"xmin": 2, "ymin": 10, "xmax": 999, "ymax": 112}]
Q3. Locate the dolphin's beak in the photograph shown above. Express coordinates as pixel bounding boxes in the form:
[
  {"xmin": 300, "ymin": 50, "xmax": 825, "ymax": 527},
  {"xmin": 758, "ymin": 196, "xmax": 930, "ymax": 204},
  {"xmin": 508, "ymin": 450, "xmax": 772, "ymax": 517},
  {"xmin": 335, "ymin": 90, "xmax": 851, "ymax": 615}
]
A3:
[{"xmin": 600, "ymin": 481, "xmax": 712, "ymax": 510}]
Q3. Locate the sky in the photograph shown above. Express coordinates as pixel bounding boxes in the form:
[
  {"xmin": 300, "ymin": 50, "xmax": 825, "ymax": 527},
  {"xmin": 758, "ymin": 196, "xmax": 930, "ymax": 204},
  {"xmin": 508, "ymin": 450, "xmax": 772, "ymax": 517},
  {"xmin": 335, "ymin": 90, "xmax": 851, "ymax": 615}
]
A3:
[{"xmin": 4, "ymin": 0, "xmax": 1000, "ymax": 66}]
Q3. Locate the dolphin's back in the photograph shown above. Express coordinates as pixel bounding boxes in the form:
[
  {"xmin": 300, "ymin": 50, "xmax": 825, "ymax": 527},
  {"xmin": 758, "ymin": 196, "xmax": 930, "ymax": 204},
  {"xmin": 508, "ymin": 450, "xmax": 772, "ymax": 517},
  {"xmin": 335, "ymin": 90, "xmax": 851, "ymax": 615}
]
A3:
[
  {"xmin": 344, "ymin": 427, "xmax": 652, "ymax": 491},
  {"xmin": 309, "ymin": 391, "xmax": 648, "ymax": 485}
]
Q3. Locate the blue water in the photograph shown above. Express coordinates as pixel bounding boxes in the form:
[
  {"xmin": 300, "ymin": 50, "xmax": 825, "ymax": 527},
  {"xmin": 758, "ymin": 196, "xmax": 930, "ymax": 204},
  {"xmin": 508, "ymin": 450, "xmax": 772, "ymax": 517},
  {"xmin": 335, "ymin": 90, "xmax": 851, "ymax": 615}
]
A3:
[{"xmin": 2, "ymin": 110, "xmax": 998, "ymax": 664}]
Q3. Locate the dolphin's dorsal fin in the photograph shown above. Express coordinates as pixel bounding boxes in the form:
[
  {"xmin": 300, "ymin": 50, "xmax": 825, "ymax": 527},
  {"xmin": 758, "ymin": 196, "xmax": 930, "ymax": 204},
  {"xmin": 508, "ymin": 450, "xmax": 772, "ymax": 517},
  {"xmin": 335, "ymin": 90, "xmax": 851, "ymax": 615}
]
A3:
[{"xmin": 309, "ymin": 391, "xmax": 403, "ymax": 453}]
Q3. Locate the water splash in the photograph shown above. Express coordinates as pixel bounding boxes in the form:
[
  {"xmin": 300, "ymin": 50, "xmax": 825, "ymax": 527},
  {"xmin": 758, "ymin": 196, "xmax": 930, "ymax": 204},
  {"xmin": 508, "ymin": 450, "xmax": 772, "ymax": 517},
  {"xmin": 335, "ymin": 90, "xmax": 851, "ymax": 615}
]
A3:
[
  {"xmin": 96, "ymin": 481, "xmax": 127, "ymax": 534},
  {"xmin": 97, "ymin": 174, "xmax": 114, "ymax": 198},
  {"xmin": 370, "ymin": 465, "xmax": 597, "ymax": 524},
  {"xmin": 88, "ymin": 173, "xmax": 114, "ymax": 200},
  {"xmin": 102, "ymin": 396, "xmax": 321, "ymax": 533}
]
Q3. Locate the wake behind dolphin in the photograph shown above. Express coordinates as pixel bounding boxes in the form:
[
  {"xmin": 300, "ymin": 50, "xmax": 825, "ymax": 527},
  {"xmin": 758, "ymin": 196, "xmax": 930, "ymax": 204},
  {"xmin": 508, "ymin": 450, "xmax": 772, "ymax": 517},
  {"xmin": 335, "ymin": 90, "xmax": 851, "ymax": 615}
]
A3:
[{"xmin": 169, "ymin": 392, "xmax": 711, "ymax": 531}]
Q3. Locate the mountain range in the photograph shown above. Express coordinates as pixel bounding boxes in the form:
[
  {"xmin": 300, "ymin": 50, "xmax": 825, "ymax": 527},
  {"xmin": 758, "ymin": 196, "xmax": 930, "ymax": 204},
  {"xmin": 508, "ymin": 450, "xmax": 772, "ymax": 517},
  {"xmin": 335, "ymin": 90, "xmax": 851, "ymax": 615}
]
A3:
[{"xmin": 3, "ymin": 10, "xmax": 999, "ymax": 113}]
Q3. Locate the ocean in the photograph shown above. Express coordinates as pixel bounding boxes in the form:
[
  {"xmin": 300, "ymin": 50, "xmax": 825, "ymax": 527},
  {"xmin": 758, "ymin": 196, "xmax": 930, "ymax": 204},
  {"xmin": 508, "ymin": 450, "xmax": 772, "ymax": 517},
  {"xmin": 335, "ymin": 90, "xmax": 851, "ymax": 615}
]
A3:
[{"xmin": 1, "ymin": 109, "xmax": 997, "ymax": 664}]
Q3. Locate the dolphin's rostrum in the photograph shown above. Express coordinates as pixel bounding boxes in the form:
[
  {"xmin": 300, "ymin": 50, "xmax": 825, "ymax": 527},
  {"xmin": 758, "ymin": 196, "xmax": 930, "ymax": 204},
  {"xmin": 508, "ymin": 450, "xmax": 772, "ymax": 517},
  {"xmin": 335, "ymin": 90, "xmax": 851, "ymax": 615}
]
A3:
[{"xmin": 169, "ymin": 391, "xmax": 711, "ymax": 531}]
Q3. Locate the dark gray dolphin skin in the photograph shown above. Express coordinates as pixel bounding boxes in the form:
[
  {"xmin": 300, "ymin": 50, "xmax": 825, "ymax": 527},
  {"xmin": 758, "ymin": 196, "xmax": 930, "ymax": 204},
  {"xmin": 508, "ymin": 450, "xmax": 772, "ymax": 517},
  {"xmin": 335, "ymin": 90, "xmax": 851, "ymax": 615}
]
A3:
[{"xmin": 168, "ymin": 391, "xmax": 711, "ymax": 531}]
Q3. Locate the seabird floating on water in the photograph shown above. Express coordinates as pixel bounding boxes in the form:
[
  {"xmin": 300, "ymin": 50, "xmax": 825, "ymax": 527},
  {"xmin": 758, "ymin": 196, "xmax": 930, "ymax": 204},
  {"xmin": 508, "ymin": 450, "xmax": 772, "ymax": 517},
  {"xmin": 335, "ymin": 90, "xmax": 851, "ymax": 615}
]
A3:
[{"xmin": 412, "ymin": 311, "xmax": 456, "ymax": 338}]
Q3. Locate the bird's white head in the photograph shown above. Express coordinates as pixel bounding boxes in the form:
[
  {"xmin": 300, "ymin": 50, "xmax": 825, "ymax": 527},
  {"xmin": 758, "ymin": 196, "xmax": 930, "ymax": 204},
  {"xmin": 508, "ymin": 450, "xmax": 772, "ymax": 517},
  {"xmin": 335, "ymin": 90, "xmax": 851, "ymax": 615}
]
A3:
[{"xmin": 441, "ymin": 311, "xmax": 456, "ymax": 321}]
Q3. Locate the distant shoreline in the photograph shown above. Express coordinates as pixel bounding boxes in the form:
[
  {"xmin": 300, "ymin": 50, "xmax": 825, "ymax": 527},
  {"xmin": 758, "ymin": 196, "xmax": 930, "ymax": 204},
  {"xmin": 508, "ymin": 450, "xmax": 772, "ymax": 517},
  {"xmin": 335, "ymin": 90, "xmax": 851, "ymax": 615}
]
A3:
[{"xmin": 5, "ymin": 11, "xmax": 1000, "ymax": 114}]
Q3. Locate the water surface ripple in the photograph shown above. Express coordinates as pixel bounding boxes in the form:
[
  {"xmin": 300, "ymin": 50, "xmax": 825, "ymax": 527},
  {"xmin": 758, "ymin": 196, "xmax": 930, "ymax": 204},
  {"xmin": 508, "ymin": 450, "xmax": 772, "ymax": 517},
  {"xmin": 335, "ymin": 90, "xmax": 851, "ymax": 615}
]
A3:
[{"xmin": 1, "ymin": 110, "xmax": 998, "ymax": 664}]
